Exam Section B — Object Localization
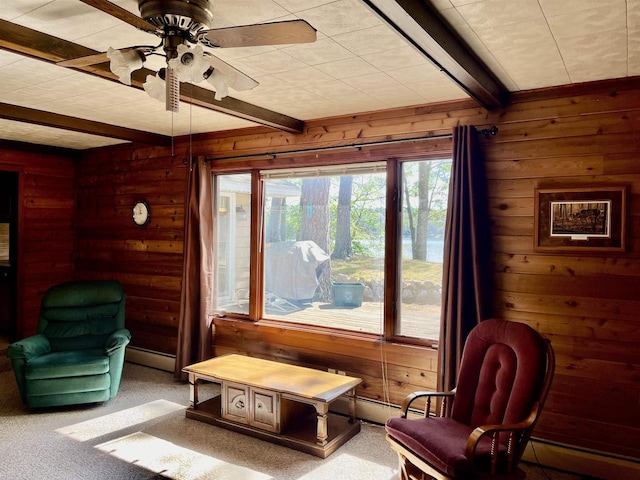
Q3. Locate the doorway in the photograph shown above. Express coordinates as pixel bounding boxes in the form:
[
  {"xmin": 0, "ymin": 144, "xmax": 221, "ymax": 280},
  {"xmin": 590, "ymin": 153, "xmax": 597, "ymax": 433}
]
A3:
[{"xmin": 0, "ymin": 171, "xmax": 18, "ymax": 347}]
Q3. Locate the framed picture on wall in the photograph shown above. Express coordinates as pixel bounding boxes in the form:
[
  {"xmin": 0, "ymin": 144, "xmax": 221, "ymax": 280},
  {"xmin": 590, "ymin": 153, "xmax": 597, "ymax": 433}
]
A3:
[{"xmin": 534, "ymin": 185, "xmax": 628, "ymax": 253}]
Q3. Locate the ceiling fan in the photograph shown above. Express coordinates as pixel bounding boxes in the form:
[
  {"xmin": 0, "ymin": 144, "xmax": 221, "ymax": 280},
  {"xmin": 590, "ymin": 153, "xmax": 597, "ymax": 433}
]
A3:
[{"xmin": 59, "ymin": 0, "xmax": 317, "ymax": 111}]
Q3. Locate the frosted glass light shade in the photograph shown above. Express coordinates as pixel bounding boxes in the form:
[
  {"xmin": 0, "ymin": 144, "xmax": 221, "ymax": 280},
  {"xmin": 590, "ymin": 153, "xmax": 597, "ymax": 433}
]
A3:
[
  {"xmin": 143, "ymin": 72, "xmax": 166, "ymax": 102},
  {"xmin": 205, "ymin": 69, "xmax": 234, "ymax": 100},
  {"xmin": 168, "ymin": 44, "xmax": 210, "ymax": 84},
  {"xmin": 107, "ymin": 47, "xmax": 143, "ymax": 85}
]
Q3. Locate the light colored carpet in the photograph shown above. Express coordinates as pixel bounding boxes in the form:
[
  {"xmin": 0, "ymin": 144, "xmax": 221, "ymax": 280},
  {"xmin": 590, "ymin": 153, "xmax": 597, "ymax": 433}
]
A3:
[{"xmin": 0, "ymin": 360, "xmax": 584, "ymax": 480}]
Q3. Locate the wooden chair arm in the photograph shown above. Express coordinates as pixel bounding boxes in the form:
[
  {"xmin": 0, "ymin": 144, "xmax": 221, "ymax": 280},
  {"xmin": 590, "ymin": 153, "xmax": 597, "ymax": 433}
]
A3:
[
  {"xmin": 465, "ymin": 405, "xmax": 539, "ymax": 475},
  {"xmin": 401, "ymin": 390, "xmax": 456, "ymax": 418}
]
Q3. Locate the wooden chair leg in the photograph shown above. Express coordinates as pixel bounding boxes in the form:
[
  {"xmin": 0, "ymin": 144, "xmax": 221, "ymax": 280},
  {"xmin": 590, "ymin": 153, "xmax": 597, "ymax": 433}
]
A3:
[{"xmin": 398, "ymin": 452, "xmax": 433, "ymax": 480}]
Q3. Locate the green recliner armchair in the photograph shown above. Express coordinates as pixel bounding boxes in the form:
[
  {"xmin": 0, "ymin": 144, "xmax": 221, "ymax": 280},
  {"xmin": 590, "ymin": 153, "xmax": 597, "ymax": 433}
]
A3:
[{"xmin": 7, "ymin": 280, "xmax": 131, "ymax": 408}]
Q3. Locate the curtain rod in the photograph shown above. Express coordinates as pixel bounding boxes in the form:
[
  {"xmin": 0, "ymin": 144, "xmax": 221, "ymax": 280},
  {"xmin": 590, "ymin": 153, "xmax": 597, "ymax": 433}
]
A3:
[{"xmin": 204, "ymin": 125, "xmax": 497, "ymax": 163}]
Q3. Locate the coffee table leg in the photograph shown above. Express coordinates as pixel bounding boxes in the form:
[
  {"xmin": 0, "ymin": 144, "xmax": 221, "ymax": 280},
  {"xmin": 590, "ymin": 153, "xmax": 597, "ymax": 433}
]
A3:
[
  {"xmin": 188, "ymin": 372, "xmax": 199, "ymax": 408},
  {"xmin": 315, "ymin": 402, "xmax": 329, "ymax": 446},
  {"xmin": 347, "ymin": 388, "xmax": 357, "ymax": 423}
]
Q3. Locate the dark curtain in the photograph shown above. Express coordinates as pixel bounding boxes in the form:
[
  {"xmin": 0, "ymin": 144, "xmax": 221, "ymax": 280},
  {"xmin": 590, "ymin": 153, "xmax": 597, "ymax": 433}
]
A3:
[
  {"xmin": 174, "ymin": 157, "xmax": 214, "ymax": 381},
  {"xmin": 438, "ymin": 125, "xmax": 494, "ymax": 391}
]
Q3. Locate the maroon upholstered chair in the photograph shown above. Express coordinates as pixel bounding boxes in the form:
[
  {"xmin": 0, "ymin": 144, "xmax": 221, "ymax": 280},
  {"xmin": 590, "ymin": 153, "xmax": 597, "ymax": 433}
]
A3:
[{"xmin": 386, "ymin": 319, "xmax": 555, "ymax": 480}]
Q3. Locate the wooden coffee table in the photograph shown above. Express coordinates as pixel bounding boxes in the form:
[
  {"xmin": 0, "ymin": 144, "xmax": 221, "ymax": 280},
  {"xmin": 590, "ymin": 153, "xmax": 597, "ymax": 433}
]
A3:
[{"xmin": 183, "ymin": 354, "xmax": 362, "ymax": 458}]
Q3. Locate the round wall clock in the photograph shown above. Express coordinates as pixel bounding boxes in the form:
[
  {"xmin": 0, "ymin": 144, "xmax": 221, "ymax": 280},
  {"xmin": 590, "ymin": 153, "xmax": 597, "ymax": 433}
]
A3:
[{"xmin": 132, "ymin": 200, "xmax": 150, "ymax": 226}]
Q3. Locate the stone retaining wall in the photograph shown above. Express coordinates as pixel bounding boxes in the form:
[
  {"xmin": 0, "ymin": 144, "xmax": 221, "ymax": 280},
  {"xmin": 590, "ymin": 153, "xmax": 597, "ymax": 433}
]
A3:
[{"xmin": 334, "ymin": 274, "xmax": 441, "ymax": 305}]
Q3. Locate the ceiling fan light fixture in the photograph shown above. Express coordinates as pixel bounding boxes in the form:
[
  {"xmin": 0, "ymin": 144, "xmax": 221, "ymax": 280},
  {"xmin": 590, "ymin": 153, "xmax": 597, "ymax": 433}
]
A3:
[
  {"xmin": 168, "ymin": 44, "xmax": 210, "ymax": 84},
  {"xmin": 143, "ymin": 69, "xmax": 166, "ymax": 103},
  {"xmin": 107, "ymin": 47, "xmax": 144, "ymax": 85},
  {"xmin": 204, "ymin": 68, "xmax": 234, "ymax": 101}
]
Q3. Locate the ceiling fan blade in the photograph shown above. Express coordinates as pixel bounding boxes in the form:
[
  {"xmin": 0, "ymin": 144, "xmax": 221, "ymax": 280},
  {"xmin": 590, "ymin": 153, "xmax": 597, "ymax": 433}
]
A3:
[
  {"xmin": 78, "ymin": 0, "xmax": 158, "ymax": 33},
  {"xmin": 205, "ymin": 53, "xmax": 259, "ymax": 92},
  {"xmin": 201, "ymin": 19, "xmax": 316, "ymax": 48}
]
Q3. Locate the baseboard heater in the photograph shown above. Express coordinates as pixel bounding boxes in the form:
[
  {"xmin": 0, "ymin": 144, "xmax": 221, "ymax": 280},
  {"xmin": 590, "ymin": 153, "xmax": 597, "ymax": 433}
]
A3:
[
  {"xmin": 125, "ymin": 346, "xmax": 176, "ymax": 372},
  {"xmin": 124, "ymin": 348, "xmax": 639, "ymax": 480}
]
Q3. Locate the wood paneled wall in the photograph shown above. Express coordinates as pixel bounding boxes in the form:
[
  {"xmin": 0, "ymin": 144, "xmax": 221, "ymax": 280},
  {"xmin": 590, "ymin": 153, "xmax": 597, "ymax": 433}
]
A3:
[
  {"xmin": 75, "ymin": 147, "xmax": 187, "ymax": 353},
  {"xmin": 72, "ymin": 77, "xmax": 640, "ymax": 460},
  {"xmin": 0, "ymin": 144, "xmax": 76, "ymax": 338},
  {"xmin": 483, "ymin": 82, "xmax": 640, "ymax": 459}
]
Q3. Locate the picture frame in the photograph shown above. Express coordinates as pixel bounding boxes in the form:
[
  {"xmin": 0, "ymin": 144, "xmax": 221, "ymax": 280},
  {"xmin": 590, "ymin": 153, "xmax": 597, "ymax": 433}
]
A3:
[{"xmin": 534, "ymin": 186, "xmax": 628, "ymax": 253}]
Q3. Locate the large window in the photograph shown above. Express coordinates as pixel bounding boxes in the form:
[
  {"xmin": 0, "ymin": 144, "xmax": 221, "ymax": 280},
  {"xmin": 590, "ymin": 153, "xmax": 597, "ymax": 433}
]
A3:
[{"xmin": 213, "ymin": 157, "xmax": 451, "ymax": 343}]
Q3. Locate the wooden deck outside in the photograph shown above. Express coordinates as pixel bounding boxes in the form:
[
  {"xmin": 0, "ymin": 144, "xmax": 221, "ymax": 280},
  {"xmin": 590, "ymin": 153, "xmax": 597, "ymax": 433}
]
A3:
[{"xmin": 261, "ymin": 299, "xmax": 442, "ymax": 340}]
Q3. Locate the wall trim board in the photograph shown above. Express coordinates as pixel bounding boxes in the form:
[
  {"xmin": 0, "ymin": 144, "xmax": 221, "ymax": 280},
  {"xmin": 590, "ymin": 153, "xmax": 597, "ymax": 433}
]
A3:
[{"xmin": 125, "ymin": 348, "xmax": 639, "ymax": 479}]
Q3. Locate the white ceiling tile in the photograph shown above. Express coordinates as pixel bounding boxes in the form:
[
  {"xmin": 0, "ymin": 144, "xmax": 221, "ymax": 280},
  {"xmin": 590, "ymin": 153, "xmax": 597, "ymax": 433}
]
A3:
[
  {"xmin": 630, "ymin": 0, "xmax": 640, "ymax": 31},
  {"xmin": 0, "ymin": 50, "xmax": 23, "ymax": 68},
  {"xmin": 210, "ymin": 0, "xmax": 290, "ymax": 25},
  {"xmin": 538, "ymin": 0, "xmax": 624, "ymax": 18},
  {"xmin": 281, "ymin": 38, "xmax": 354, "ymax": 65},
  {"xmin": 9, "ymin": 0, "xmax": 122, "ymax": 41},
  {"xmin": 490, "ymin": 41, "xmax": 570, "ymax": 90},
  {"xmin": 0, "ymin": 0, "xmax": 50, "ymax": 20},
  {"xmin": 557, "ymin": 31, "xmax": 628, "ymax": 82},
  {"xmin": 327, "ymin": 90, "xmax": 383, "ymax": 110},
  {"xmin": 361, "ymin": 46, "xmax": 427, "ymax": 72},
  {"xmin": 208, "ymin": 44, "xmax": 278, "ymax": 62},
  {"xmin": 108, "ymin": 0, "xmax": 140, "ymax": 15},
  {"xmin": 74, "ymin": 23, "xmax": 157, "ymax": 53},
  {"xmin": 300, "ymin": 0, "xmax": 381, "ymax": 37},
  {"xmin": 547, "ymin": 4, "xmax": 627, "ymax": 40},
  {"xmin": 0, "ymin": 58, "xmax": 74, "ymax": 91},
  {"xmin": 247, "ymin": 88, "xmax": 323, "ymax": 112},
  {"xmin": 368, "ymin": 84, "xmax": 427, "ymax": 106},
  {"xmin": 385, "ymin": 64, "xmax": 444, "ymax": 84},
  {"xmin": 271, "ymin": 66, "xmax": 336, "ymax": 85},
  {"xmin": 474, "ymin": 19, "xmax": 554, "ymax": 52},
  {"xmin": 341, "ymin": 72, "xmax": 399, "ymax": 92},
  {"xmin": 332, "ymin": 25, "xmax": 408, "ymax": 56},
  {"xmin": 273, "ymin": 0, "xmax": 335, "ymax": 13},
  {"xmin": 456, "ymin": 0, "xmax": 544, "ymax": 31},
  {"xmin": 280, "ymin": 100, "xmax": 340, "ymax": 119},
  {"xmin": 450, "ymin": 0, "xmax": 485, "ymax": 5},
  {"xmin": 405, "ymin": 80, "xmax": 469, "ymax": 102},
  {"xmin": 235, "ymin": 50, "xmax": 308, "ymax": 74},
  {"xmin": 305, "ymin": 80, "xmax": 360, "ymax": 97},
  {"xmin": 315, "ymin": 57, "xmax": 380, "ymax": 79}
]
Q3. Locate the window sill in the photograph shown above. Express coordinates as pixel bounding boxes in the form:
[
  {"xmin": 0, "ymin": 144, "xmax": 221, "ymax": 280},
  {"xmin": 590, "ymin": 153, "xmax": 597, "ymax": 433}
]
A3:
[{"xmin": 213, "ymin": 315, "xmax": 438, "ymax": 349}]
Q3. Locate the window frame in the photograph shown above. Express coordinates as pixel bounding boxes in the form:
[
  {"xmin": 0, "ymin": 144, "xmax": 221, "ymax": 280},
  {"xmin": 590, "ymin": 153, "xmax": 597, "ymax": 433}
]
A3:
[{"xmin": 209, "ymin": 143, "xmax": 451, "ymax": 347}]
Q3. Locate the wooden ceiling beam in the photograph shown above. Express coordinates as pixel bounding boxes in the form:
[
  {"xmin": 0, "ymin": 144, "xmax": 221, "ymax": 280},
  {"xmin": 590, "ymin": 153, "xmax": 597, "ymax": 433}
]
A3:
[
  {"xmin": 361, "ymin": 0, "xmax": 509, "ymax": 109},
  {"xmin": 0, "ymin": 102, "xmax": 172, "ymax": 145},
  {"xmin": 0, "ymin": 19, "xmax": 303, "ymax": 133}
]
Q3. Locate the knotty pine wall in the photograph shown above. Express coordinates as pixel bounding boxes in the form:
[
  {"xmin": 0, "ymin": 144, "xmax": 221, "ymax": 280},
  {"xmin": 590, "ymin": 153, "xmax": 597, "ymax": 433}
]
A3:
[
  {"xmin": 0, "ymin": 144, "xmax": 75, "ymax": 339},
  {"xmin": 74, "ymin": 146, "xmax": 187, "ymax": 354},
  {"xmin": 73, "ymin": 77, "xmax": 640, "ymax": 460}
]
